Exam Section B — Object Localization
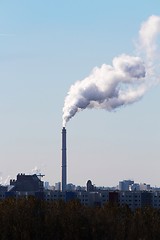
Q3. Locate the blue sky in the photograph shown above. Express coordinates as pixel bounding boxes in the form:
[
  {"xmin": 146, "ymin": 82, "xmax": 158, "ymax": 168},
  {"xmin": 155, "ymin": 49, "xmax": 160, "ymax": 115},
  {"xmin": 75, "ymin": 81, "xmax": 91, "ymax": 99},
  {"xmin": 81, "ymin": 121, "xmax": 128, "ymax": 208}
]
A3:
[{"xmin": 0, "ymin": 0, "xmax": 160, "ymax": 187}]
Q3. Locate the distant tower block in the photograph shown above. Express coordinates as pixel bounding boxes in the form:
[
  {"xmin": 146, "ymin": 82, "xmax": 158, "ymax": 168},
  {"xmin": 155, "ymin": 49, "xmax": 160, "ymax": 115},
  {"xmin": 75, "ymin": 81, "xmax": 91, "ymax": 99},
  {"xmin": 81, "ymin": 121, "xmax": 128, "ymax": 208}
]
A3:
[{"xmin": 62, "ymin": 127, "xmax": 67, "ymax": 192}]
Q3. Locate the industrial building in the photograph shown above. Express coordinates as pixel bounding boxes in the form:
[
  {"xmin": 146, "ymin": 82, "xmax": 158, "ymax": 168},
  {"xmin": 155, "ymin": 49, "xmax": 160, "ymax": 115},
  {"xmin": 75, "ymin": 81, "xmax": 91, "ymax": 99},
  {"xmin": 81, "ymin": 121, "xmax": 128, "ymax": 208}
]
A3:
[
  {"xmin": 6, "ymin": 173, "xmax": 44, "ymax": 199},
  {"xmin": 0, "ymin": 173, "xmax": 159, "ymax": 211}
]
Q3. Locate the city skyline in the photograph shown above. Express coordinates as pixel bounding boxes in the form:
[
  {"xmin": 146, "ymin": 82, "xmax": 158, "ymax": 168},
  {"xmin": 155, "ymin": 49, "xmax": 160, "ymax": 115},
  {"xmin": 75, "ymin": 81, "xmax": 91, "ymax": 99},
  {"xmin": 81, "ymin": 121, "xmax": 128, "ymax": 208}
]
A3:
[{"xmin": 0, "ymin": 1, "xmax": 160, "ymax": 186}]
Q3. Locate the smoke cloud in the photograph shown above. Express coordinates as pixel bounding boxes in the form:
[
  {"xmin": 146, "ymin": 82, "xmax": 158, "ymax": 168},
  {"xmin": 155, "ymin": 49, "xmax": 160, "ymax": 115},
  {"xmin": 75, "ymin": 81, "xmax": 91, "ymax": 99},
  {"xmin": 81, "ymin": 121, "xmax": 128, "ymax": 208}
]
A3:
[
  {"xmin": 63, "ymin": 15, "xmax": 160, "ymax": 127},
  {"xmin": 139, "ymin": 15, "xmax": 160, "ymax": 61}
]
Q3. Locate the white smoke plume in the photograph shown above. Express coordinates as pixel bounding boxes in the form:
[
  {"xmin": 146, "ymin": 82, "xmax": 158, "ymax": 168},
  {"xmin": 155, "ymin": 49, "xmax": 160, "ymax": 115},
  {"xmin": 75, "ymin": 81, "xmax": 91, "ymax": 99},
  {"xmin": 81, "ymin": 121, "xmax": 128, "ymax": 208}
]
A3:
[
  {"xmin": 139, "ymin": 15, "xmax": 160, "ymax": 61},
  {"xmin": 31, "ymin": 166, "xmax": 41, "ymax": 175},
  {"xmin": 63, "ymin": 15, "xmax": 160, "ymax": 127},
  {"xmin": 0, "ymin": 173, "xmax": 10, "ymax": 186}
]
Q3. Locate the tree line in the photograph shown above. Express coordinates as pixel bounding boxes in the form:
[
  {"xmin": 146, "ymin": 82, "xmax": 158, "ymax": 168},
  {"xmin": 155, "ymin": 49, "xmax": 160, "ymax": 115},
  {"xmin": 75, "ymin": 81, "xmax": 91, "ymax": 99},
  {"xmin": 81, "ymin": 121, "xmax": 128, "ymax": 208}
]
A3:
[{"xmin": 0, "ymin": 197, "xmax": 160, "ymax": 240}]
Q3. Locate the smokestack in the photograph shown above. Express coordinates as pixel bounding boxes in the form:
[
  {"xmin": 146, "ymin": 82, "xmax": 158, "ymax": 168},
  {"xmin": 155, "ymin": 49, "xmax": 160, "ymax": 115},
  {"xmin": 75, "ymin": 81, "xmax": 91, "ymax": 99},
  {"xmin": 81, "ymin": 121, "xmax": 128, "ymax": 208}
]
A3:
[{"xmin": 62, "ymin": 127, "xmax": 67, "ymax": 192}]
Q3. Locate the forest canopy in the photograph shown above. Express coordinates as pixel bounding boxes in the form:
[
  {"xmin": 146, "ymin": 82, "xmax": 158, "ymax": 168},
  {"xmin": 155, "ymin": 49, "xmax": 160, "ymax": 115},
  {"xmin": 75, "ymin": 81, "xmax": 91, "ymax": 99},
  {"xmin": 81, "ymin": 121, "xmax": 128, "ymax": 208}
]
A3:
[{"xmin": 0, "ymin": 197, "xmax": 160, "ymax": 240}]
